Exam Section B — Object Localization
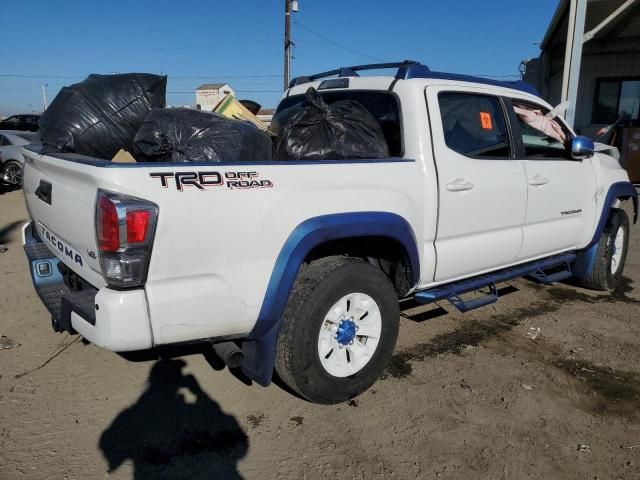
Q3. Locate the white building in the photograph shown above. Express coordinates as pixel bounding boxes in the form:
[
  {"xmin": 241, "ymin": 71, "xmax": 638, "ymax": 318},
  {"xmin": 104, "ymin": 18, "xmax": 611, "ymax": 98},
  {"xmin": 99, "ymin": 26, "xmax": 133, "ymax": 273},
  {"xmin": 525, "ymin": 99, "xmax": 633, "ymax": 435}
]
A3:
[{"xmin": 195, "ymin": 83, "xmax": 234, "ymax": 111}]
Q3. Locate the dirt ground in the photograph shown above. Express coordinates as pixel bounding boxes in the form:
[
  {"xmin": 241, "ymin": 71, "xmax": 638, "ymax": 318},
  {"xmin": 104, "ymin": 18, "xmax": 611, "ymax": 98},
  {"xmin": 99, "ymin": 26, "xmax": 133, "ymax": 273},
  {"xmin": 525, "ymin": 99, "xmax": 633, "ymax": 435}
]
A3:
[{"xmin": 1, "ymin": 187, "xmax": 640, "ymax": 480}]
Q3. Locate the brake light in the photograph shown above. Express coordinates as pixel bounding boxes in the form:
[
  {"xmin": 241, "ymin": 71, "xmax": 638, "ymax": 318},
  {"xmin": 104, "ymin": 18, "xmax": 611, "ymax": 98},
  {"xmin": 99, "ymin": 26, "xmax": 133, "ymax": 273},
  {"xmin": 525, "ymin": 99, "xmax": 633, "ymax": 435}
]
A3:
[
  {"xmin": 95, "ymin": 190, "xmax": 158, "ymax": 288},
  {"xmin": 126, "ymin": 210, "xmax": 150, "ymax": 243},
  {"xmin": 97, "ymin": 196, "xmax": 120, "ymax": 252}
]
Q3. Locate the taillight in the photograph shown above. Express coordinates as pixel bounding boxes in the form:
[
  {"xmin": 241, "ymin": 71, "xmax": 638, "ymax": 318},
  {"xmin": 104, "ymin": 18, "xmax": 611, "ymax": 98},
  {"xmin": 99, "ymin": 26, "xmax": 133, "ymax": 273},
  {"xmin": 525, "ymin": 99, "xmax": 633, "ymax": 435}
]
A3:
[
  {"xmin": 97, "ymin": 196, "xmax": 120, "ymax": 252},
  {"xmin": 95, "ymin": 190, "xmax": 158, "ymax": 288},
  {"xmin": 126, "ymin": 210, "xmax": 150, "ymax": 243}
]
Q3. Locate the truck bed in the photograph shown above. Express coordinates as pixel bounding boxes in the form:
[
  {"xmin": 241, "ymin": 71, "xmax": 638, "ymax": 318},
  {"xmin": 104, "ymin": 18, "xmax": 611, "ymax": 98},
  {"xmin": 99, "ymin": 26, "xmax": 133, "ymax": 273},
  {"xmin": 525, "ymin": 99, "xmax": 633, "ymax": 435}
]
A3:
[{"xmin": 22, "ymin": 145, "xmax": 423, "ymax": 346}]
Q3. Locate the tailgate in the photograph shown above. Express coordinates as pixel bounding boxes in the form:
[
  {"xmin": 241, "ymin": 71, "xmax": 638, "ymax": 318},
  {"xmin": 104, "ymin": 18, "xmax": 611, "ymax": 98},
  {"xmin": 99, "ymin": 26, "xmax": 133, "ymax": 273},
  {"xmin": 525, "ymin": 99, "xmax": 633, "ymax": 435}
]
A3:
[{"xmin": 22, "ymin": 148, "xmax": 106, "ymax": 288}]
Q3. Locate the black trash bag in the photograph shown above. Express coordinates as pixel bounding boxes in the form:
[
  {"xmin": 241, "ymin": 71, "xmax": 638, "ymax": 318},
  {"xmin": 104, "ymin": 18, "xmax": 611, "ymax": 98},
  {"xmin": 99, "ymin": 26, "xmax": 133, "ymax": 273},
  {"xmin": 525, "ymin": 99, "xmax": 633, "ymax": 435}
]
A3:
[
  {"xmin": 239, "ymin": 99, "xmax": 261, "ymax": 115},
  {"xmin": 39, "ymin": 73, "xmax": 166, "ymax": 159},
  {"xmin": 269, "ymin": 103, "xmax": 304, "ymax": 138},
  {"xmin": 274, "ymin": 87, "xmax": 389, "ymax": 161},
  {"xmin": 133, "ymin": 108, "xmax": 273, "ymax": 163}
]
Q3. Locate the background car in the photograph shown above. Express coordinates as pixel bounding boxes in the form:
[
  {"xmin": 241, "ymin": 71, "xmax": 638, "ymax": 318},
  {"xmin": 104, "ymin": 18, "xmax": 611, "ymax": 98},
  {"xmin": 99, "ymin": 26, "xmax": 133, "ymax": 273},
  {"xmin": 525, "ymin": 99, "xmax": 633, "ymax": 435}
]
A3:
[
  {"xmin": 0, "ymin": 130, "xmax": 36, "ymax": 186},
  {"xmin": 0, "ymin": 114, "xmax": 40, "ymax": 132}
]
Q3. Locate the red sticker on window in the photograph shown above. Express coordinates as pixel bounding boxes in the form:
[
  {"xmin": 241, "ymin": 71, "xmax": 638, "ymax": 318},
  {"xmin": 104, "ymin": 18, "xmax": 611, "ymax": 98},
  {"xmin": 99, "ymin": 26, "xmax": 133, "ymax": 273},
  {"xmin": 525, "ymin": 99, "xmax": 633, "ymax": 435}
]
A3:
[{"xmin": 480, "ymin": 112, "xmax": 493, "ymax": 130}]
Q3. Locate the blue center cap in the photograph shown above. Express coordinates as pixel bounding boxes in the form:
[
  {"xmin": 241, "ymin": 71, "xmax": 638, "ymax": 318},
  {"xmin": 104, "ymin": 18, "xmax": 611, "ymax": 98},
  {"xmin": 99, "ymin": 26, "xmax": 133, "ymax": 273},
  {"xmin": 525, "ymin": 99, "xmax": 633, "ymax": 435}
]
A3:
[{"xmin": 336, "ymin": 319, "xmax": 356, "ymax": 345}]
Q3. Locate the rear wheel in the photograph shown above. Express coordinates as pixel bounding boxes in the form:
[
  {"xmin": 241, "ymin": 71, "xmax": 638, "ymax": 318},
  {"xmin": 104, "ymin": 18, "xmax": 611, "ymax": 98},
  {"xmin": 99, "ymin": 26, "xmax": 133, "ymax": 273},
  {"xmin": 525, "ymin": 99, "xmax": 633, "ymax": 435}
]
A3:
[
  {"xmin": 275, "ymin": 256, "xmax": 399, "ymax": 404},
  {"xmin": 581, "ymin": 208, "xmax": 629, "ymax": 291},
  {"xmin": 2, "ymin": 160, "xmax": 22, "ymax": 186}
]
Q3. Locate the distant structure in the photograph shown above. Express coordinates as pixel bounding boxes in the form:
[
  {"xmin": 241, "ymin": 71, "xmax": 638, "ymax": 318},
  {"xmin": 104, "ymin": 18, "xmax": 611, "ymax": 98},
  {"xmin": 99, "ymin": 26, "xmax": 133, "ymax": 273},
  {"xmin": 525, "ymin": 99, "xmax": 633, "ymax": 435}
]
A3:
[
  {"xmin": 195, "ymin": 83, "xmax": 234, "ymax": 111},
  {"xmin": 166, "ymin": 104, "xmax": 195, "ymax": 109},
  {"xmin": 257, "ymin": 108, "xmax": 275, "ymax": 126},
  {"xmin": 522, "ymin": 0, "xmax": 640, "ymax": 136}
]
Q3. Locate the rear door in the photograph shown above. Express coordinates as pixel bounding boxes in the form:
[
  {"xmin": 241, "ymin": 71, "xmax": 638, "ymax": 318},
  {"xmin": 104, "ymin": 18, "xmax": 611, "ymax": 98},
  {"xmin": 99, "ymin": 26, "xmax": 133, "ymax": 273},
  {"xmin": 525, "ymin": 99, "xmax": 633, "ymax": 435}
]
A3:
[
  {"xmin": 426, "ymin": 87, "xmax": 528, "ymax": 282},
  {"xmin": 507, "ymin": 99, "xmax": 597, "ymax": 260}
]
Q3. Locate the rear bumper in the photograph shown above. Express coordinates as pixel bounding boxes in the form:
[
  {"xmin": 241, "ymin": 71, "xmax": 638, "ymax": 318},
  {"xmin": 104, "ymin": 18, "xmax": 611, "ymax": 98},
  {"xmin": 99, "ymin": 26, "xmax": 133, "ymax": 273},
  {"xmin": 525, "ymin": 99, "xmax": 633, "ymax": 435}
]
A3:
[{"xmin": 22, "ymin": 222, "xmax": 153, "ymax": 351}]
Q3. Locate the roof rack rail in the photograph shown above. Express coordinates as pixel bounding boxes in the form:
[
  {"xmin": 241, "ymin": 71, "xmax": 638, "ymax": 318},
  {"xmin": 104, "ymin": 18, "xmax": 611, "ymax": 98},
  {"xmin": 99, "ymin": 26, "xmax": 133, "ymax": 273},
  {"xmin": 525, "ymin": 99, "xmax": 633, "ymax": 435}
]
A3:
[
  {"xmin": 288, "ymin": 60, "xmax": 540, "ymax": 96},
  {"xmin": 288, "ymin": 60, "xmax": 421, "ymax": 87}
]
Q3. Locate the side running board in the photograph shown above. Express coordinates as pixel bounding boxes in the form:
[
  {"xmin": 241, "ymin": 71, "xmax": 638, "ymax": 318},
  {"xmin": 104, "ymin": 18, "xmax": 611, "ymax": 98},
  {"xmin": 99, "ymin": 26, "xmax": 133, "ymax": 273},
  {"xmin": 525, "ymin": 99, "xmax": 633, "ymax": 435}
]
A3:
[{"xmin": 414, "ymin": 252, "xmax": 576, "ymax": 313}]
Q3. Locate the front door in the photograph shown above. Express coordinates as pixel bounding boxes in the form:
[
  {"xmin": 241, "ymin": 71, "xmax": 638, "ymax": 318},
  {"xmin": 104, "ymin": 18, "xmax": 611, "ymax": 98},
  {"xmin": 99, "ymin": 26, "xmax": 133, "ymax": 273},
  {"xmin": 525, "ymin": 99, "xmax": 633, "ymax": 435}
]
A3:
[
  {"xmin": 426, "ymin": 87, "xmax": 528, "ymax": 283},
  {"xmin": 507, "ymin": 98, "xmax": 597, "ymax": 260}
]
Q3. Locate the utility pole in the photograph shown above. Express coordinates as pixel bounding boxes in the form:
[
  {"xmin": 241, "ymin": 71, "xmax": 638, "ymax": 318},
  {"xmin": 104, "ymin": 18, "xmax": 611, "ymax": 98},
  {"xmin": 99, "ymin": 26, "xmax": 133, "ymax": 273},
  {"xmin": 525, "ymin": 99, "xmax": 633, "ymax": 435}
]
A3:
[
  {"xmin": 284, "ymin": 0, "xmax": 292, "ymax": 90},
  {"xmin": 41, "ymin": 84, "xmax": 48, "ymax": 111}
]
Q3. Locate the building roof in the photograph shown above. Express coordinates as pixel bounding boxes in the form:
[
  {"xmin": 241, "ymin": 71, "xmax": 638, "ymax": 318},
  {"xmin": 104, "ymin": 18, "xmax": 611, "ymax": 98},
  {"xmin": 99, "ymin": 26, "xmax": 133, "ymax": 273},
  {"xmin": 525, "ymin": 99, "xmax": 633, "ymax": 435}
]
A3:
[
  {"xmin": 541, "ymin": 0, "xmax": 640, "ymax": 50},
  {"xmin": 196, "ymin": 83, "xmax": 229, "ymax": 91}
]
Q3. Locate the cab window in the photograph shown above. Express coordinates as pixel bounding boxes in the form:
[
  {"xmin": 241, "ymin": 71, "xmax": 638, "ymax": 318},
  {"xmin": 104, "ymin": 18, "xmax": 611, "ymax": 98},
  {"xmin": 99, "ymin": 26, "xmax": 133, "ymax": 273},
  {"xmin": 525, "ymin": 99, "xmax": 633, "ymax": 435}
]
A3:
[
  {"xmin": 438, "ymin": 92, "xmax": 510, "ymax": 159},
  {"xmin": 511, "ymin": 101, "xmax": 571, "ymax": 159}
]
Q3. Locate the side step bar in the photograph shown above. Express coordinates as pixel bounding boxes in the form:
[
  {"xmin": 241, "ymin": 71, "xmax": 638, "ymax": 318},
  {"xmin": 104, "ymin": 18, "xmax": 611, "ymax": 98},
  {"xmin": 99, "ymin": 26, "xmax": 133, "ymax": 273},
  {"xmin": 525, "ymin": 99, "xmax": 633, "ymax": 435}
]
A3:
[{"xmin": 414, "ymin": 252, "xmax": 576, "ymax": 313}]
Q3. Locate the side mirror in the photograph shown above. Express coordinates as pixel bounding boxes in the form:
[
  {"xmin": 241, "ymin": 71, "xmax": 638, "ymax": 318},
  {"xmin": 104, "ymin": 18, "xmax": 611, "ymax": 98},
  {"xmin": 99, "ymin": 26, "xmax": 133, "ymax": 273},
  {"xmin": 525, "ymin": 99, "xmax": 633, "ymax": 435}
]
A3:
[{"xmin": 571, "ymin": 135, "xmax": 595, "ymax": 160}]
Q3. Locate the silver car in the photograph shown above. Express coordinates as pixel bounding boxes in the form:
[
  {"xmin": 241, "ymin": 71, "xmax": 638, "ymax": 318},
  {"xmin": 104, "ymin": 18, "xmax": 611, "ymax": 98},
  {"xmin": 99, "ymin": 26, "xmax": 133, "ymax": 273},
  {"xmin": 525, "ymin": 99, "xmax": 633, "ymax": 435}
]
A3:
[{"xmin": 0, "ymin": 130, "xmax": 37, "ymax": 186}]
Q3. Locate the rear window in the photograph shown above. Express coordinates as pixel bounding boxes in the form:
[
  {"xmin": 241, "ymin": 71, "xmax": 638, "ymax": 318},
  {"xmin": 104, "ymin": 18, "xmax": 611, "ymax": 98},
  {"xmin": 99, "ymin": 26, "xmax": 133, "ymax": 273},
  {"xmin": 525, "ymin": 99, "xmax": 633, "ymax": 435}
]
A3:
[
  {"xmin": 438, "ymin": 92, "xmax": 510, "ymax": 159},
  {"xmin": 274, "ymin": 90, "xmax": 403, "ymax": 157}
]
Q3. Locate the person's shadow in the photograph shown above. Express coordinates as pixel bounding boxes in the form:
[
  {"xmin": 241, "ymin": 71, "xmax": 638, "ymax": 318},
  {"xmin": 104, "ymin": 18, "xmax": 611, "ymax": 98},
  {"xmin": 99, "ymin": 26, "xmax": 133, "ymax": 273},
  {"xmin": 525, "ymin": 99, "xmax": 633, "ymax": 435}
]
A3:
[{"xmin": 99, "ymin": 359, "xmax": 248, "ymax": 479}]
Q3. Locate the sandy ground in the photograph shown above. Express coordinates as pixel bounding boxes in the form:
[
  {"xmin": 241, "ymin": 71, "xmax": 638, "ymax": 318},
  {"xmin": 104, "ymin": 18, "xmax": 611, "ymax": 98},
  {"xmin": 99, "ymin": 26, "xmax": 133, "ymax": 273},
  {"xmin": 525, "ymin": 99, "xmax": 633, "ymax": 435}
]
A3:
[{"xmin": 1, "ymin": 187, "xmax": 640, "ymax": 480}]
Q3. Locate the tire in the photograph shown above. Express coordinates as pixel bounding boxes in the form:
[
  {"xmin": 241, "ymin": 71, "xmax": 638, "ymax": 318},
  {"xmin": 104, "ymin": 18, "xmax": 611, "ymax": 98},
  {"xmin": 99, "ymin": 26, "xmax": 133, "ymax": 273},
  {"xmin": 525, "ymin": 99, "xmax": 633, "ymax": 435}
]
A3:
[
  {"xmin": 275, "ymin": 256, "xmax": 400, "ymax": 404},
  {"xmin": 2, "ymin": 160, "xmax": 22, "ymax": 186},
  {"xmin": 581, "ymin": 208, "xmax": 630, "ymax": 291}
]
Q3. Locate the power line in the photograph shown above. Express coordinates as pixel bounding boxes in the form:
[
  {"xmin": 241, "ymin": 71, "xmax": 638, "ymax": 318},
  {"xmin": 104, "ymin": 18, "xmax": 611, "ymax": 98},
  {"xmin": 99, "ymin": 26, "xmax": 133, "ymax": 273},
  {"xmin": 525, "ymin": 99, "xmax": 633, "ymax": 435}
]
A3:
[
  {"xmin": 0, "ymin": 87, "xmax": 281, "ymax": 93},
  {"xmin": 472, "ymin": 74, "xmax": 521, "ymax": 78},
  {"xmin": 0, "ymin": 73, "xmax": 283, "ymax": 79},
  {"xmin": 293, "ymin": 21, "xmax": 388, "ymax": 63},
  {"xmin": 169, "ymin": 90, "xmax": 281, "ymax": 94}
]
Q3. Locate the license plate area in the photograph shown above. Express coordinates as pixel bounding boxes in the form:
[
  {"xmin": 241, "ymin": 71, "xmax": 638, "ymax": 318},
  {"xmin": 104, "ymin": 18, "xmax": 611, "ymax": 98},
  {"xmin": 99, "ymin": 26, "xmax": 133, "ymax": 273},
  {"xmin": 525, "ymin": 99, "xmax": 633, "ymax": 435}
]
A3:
[{"xmin": 58, "ymin": 262, "xmax": 85, "ymax": 292}]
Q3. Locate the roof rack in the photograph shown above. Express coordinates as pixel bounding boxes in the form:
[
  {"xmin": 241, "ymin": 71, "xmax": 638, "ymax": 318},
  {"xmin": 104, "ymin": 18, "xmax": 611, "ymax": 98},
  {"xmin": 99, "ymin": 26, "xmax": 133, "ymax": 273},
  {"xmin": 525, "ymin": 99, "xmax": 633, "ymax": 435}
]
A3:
[{"xmin": 288, "ymin": 60, "xmax": 540, "ymax": 96}]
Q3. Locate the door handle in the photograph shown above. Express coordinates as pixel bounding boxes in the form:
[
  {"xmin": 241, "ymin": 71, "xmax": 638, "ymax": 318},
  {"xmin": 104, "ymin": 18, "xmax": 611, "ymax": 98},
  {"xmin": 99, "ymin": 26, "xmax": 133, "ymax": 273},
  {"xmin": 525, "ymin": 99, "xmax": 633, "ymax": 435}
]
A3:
[
  {"xmin": 446, "ymin": 178, "xmax": 474, "ymax": 192},
  {"xmin": 35, "ymin": 180, "xmax": 52, "ymax": 205},
  {"xmin": 528, "ymin": 175, "xmax": 549, "ymax": 186}
]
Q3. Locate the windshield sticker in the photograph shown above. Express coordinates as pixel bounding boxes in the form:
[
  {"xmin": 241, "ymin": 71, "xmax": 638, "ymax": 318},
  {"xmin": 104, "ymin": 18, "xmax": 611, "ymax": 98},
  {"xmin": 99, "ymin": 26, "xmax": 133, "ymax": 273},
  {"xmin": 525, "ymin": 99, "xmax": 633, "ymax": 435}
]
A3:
[{"xmin": 479, "ymin": 112, "xmax": 493, "ymax": 130}]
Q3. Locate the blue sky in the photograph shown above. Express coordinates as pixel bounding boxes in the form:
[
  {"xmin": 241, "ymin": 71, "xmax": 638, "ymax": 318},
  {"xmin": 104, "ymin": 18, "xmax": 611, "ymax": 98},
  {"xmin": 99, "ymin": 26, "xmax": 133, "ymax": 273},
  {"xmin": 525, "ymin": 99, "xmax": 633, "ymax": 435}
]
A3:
[{"xmin": 1, "ymin": 0, "xmax": 559, "ymax": 115}]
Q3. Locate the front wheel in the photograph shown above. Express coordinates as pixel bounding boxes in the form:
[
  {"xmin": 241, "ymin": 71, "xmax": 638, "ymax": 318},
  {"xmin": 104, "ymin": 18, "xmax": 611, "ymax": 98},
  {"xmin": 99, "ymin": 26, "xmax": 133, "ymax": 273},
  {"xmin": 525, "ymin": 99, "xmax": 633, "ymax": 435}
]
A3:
[
  {"xmin": 275, "ymin": 256, "xmax": 400, "ymax": 404},
  {"xmin": 2, "ymin": 160, "xmax": 22, "ymax": 186},
  {"xmin": 581, "ymin": 208, "xmax": 630, "ymax": 291}
]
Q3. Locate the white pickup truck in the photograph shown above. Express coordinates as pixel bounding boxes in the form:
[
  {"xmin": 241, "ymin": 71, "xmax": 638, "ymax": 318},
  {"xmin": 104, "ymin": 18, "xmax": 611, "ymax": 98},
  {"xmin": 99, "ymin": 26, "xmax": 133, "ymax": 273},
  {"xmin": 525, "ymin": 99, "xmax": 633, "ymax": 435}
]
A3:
[{"xmin": 22, "ymin": 61, "xmax": 638, "ymax": 404}]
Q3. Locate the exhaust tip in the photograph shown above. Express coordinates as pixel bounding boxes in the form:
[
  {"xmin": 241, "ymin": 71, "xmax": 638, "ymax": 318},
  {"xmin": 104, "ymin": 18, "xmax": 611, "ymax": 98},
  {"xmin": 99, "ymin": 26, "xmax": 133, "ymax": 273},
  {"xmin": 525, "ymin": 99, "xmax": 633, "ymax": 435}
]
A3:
[
  {"xmin": 213, "ymin": 341, "xmax": 244, "ymax": 369},
  {"xmin": 225, "ymin": 350, "xmax": 244, "ymax": 369}
]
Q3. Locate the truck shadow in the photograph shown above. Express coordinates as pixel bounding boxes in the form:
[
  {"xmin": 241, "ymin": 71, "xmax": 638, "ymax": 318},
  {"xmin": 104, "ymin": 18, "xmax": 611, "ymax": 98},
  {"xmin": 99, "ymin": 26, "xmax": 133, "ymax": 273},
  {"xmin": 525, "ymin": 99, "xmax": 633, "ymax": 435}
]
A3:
[
  {"xmin": 99, "ymin": 358, "xmax": 248, "ymax": 479},
  {"xmin": 0, "ymin": 184, "xmax": 20, "ymax": 195},
  {"xmin": 384, "ymin": 278, "xmax": 638, "ymax": 381},
  {"xmin": 0, "ymin": 220, "xmax": 24, "ymax": 244}
]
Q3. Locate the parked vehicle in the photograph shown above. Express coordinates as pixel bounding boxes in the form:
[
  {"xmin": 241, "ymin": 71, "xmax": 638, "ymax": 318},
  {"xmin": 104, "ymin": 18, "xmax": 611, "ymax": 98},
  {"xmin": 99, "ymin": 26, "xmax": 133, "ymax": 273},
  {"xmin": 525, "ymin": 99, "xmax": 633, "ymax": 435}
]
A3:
[
  {"xmin": 0, "ymin": 130, "xmax": 36, "ymax": 186},
  {"xmin": 0, "ymin": 114, "xmax": 40, "ymax": 132},
  {"xmin": 21, "ymin": 61, "xmax": 638, "ymax": 404}
]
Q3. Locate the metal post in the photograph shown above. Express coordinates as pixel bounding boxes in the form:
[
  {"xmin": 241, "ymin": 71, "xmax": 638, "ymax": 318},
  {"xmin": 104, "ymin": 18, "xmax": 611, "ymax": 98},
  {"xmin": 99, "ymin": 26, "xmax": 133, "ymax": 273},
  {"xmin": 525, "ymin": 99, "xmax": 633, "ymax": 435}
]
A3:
[
  {"xmin": 560, "ymin": 0, "xmax": 587, "ymax": 127},
  {"xmin": 41, "ymin": 84, "xmax": 48, "ymax": 111},
  {"xmin": 284, "ymin": 0, "xmax": 291, "ymax": 90}
]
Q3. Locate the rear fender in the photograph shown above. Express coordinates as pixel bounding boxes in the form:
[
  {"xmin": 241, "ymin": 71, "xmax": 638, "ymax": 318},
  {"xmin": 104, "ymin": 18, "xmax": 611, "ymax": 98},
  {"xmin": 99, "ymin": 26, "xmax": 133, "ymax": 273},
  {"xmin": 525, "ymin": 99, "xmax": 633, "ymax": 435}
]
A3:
[{"xmin": 241, "ymin": 211, "xmax": 420, "ymax": 386}]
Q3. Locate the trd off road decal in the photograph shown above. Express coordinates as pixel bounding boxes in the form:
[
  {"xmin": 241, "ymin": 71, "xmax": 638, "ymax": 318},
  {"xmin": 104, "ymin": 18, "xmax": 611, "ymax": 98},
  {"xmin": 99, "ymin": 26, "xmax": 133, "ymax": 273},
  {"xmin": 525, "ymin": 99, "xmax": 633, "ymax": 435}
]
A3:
[{"xmin": 149, "ymin": 171, "xmax": 273, "ymax": 191}]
